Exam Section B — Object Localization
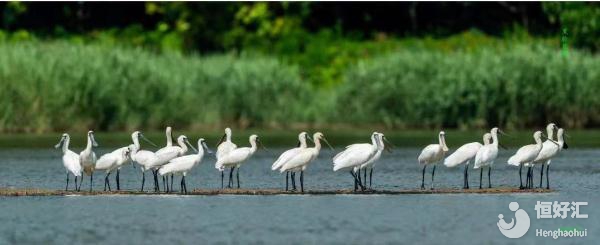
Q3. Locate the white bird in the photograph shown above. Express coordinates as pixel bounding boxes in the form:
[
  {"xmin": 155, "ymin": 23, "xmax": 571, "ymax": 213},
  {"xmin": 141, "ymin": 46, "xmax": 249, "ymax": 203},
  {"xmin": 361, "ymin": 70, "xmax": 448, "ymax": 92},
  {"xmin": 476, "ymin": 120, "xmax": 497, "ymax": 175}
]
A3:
[
  {"xmin": 79, "ymin": 130, "xmax": 98, "ymax": 191},
  {"xmin": 474, "ymin": 127, "xmax": 506, "ymax": 189},
  {"xmin": 155, "ymin": 126, "xmax": 175, "ymax": 191},
  {"xmin": 150, "ymin": 135, "xmax": 196, "ymax": 192},
  {"xmin": 271, "ymin": 132, "xmax": 311, "ymax": 191},
  {"xmin": 355, "ymin": 132, "xmax": 391, "ymax": 190},
  {"xmin": 280, "ymin": 132, "xmax": 333, "ymax": 192},
  {"xmin": 130, "ymin": 131, "xmax": 159, "ymax": 191},
  {"xmin": 507, "ymin": 131, "xmax": 558, "ymax": 189},
  {"xmin": 333, "ymin": 132, "xmax": 379, "ymax": 191},
  {"xmin": 55, "ymin": 133, "xmax": 82, "ymax": 191},
  {"xmin": 215, "ymin": 134, "xmax": 262, "ymax": 189},
  {"xmin": 216, "ymin": 127, "xmax": 237, "ymax": 160},
  {"xmin": 537, "ymin": 127, "xmax": 568, "ymax": 189},
  {"xmin": 159, "ymin": 138, "xmax": 212, "ymax": 194},
  {"xmin": 444, "ymin": 132, "xmax": 492, "ymax": 189},
  {"xmin": 95, "ymin": 146, "xmax": 131, "ymax": 191},
  {"xmin": 418, "ymin": 131, "xmax": 449, "ymax": 190},
  {"xmin": 523, "ymin": 123, "xmax": 557, "ymax": 188}
]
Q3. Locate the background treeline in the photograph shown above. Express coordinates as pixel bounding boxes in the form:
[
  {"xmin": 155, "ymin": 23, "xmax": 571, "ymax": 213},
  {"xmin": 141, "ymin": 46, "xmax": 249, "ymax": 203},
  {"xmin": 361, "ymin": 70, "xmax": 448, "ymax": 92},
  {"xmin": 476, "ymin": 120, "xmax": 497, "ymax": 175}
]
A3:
[{"xmin": 0, "ymin": 2, "xmax": 599, "ymax": 132}]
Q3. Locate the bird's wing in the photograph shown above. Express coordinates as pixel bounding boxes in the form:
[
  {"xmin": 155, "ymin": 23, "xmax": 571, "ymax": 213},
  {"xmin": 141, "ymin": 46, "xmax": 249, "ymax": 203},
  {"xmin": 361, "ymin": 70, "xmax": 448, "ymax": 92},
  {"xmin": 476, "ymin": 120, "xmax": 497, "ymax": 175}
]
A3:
[
  {"xmin": 217, "ymin": 142, "xmax": 237, "ymax": 159},
  {"xmin": 216, "ymin": 148, "xmax": 250, "ymax": 168},
  {"xmin": 333, "ymin": 145, "xmax": 374, "ymax": 171},
  {"xmin": 333, "ymin": 143, "xmax": 369, "ymax": 161},
  {"xmin": 134, "ymin": 150, "xmax": 156, "ymax": 165},
  {"xmin": 272, "ymin": 148, "xmax": 301, "ymax": 170},
  {"xmin": 534, "ymin": 141, "xmax": 559, "ymax": 162},
  {"xmin": 280, "ymin": 150, "xmax": 315, "ymax": 172},
  {"xmin": 63, "ymin": 150, "xmax": 81, "ymax": 176},
  {"xmin": 154, "ymin": 148, "xmax": 180, "ymax": 165},
  {"xmin": 418, "ymin": 144, "xmax": 438, "ymax": 164},
  {"xmin": 508, "ymin": 144, "xmax": 536, "ymax": 166},
  {"xmin": 444, "ymin": 142, "xmax": 481, "ymax": 167},
  {"xmin": 95, "ymin": 153, "xmax": 117, "ymax": 170},
  {"xmin": 160, "ymin": 155, "xmax": 197, "ymax": 175}
]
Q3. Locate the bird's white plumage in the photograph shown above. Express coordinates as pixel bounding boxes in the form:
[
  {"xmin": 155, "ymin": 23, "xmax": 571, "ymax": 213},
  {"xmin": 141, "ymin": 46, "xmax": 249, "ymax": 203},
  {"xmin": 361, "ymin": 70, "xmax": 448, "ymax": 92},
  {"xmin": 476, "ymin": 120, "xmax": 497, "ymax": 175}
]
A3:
[
  {"xmin": 215, "ymin": 135, "xmax": 258, "ymax": 171},
  {"xmin": 279, "ymin": 132, "xmax": 326, "ymax": 173},
  {"xmin": 95, "ymin": 146, "xmax": 130, "ymax": 173},
  {"xmin": 418, "ymin": 131, "xmax": 449, "ymax": 165},
  {"xmin": 216, "ymin": 127, "xmax": 237, "ymax": 160},
  {"xmin": 130, "ymin": 131, "xmax": 158, "ymax": 171},
  {"xmin": 159, "ymin": 139, "xmax": 207, "ymax": 176},
  {"xmin": 444, "ymin": 142, "xmax": 482, "ymax": 168},
  {"xmin": 507, "ymin": 131, "xmax": 544, "ymax": 166},
  {"xmin": 79, "ymin": 131, "xmax": 98, "ymax": 176},
  {"xmin": 357, "ymin": 133, "xmax": 386, "ymax": 171},
  {"xmin": 272, "ymin": 132, "xmax": 309, "ymax": 171},
  {"xmin": 473, "ymin": 130, "xmax": 498, "ymax": 169},
  {"xmin": 57, "ymin": 134, "xmax": 82, "ymax": 177},
  {"xmin": 333, "ymin": 133, "xmax": 378, "ymax": 172},
  {"xmin": 148, "ymin": 135, "xmax": 191, "ymax": 169}
]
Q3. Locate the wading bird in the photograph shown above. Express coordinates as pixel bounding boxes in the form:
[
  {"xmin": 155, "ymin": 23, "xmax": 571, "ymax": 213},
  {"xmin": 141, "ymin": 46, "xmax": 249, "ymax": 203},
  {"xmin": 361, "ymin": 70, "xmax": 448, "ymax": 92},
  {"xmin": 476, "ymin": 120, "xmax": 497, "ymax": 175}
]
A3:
[
  {"xmin": 508, "ymin": 131, "xmax": 558, "ymax": 189},
  {"xmin": 95, "ymin": 146, "xmax": 131, "ymax": 191},
  {"xmin": 333, "ymin": 132, "xmax": 380, "ymax": 191},
  {"xmin": 271, "ymin": 132, "xmax": 311, "ymax": 191},
  {"xmin": 527, "ymin": 123, "xmax": 557, "ymax": 189},
  {"xmin": 79, "ymin": 131, "xmax": 98, "ymax": 191},
  {"xmin": 355, "ymin": 132, "xmax": 392, "ymax": 190},
  {"xmin": 474, "ymin": 128, "xmax": 506, "ymax": 189},
  {"xmin": 537, "ymin": 128, "xmax": 568, "ymax": 189},
  {"xmin": 418, "ymin": 131, "xmax": 449, "ymax": 190},
  {"xmin": 151, "ymin": 135, "xmax": 196, "ymax": 192},
  {"xmin": 159, "ymin": 138, "xmax": 211, "ymax": 194},
  {"xmin": 280, "ymin": 132, "xmax": 333, "ymax": 192},
  {"xmin": 444, "ymin": 133, "xmax": 492, "ymax": 189},
  {"xmin": 130, "ymin": 131, "xmax": 159, "ymax": 191},
  {"xmin": 156, "ymin": 126, "xmax": 175, "ymax": 190},
  {"xmin": 215, "ymin": 134, "xmax": 262, "ymax": 188},
  {"xmin": 55, "ymin": 133, "xmax": 82, "ymax": 191}
]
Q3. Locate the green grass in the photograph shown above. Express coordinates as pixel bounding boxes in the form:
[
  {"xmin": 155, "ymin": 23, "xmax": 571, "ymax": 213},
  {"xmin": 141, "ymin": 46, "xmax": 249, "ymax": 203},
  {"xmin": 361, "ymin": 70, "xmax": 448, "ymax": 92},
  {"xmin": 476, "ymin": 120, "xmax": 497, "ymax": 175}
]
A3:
[{"xmin": 1, "ymin": 40, "xmax": 600, "ymax": 133}]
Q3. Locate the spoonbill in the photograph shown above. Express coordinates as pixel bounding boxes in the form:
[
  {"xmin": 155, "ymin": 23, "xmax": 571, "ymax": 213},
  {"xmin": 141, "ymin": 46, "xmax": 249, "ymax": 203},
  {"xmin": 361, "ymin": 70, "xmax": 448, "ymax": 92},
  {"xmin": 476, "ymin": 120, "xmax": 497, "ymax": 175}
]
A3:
[
  {"xmin": 418, "ymin": 131, "xmax": 449, "ymax": 190},
  {"xmin": 159, "ymin": 138, "xmax": 212, "ymax": 194},
  {"xmin": 444, "ymin": 132, "xmax": 492, "ymax": 189},
  {"xmin": 333, "ymin": 132, "xmax": 379, "ymax": 191},
  {"xmin": 156, "ymin": 126, "xmax": 175, "ymax": 190},
  {"xmin": 151, "ymin": 135, "xmax": 196, "ymax": 192},
  {"xmin": 474, "ymin": 128, "xmax": 506, "ymax": 189},
  {"xmin": 528, "ymin": 123, "xmax": 557, "ymax": 189},
  {"xmin": 215, "ymin": 134, "xmax": 262, "ymax": 188},
  {"xmin": 355, "ymin": 132, "xmax": 392, "ymax": 190},
  {"xmin": 55, "ymin": 133, "xmax": 82, "ymax": 191},
  {"xmin": 280, "ymin": 132, "xmax": 333, "ymax": 192},
  {"xmin": 508, "ymin": 131, "xmax": 558, "ymax": 189},
  {"xmin": 95, "ymin": 146, "xmax": 131, "ymax": 191},
  {"xmin": 537, "ymin": 127, "xmax": 568, "ymax": 189},
  {"xmin": 130, "ymin": 131, "xmax": 159, "ymax": 191},
  {"xmin": 216, "ymin": 127, "xmax": 237, "ymax": 160},
  {"xmin": 271, "ymin": 132, "xmax": 311, "ymax": 191},
  {"xmin": 79, "ymin": 130, "xmax": 98, "ymax": 191}
]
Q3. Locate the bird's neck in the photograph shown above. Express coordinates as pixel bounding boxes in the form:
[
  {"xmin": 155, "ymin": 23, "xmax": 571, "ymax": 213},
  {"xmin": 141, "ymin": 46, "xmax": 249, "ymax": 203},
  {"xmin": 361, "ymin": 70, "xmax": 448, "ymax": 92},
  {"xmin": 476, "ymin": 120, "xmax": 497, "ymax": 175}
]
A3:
[
  {"xmin": 178, "ymin": 139, "xmax": 187, "ymax": 153},
  {"xmin": 85, "ymin": 136, "xmax": 93, "ymax": 151},
  {"xmin": 492, "ymin": 132, "xmax": 499, "ymax": 147},
  {"xmin": 62, "ymin": 139, "xmax": 70, "ymax": 153},
  {"xmin": 250, "ymin": 140, "xmax": 258, "ymax": 153},
  {"xmin": 547, "ymin": 127, "xmax": 554, "ymax": 141},
  {"xmin": 313, "ymin": 138, "xmax": 322, "ymax": 151},
  {"xmin": 132, "ymin": 137, "xmax": 141, "ymax": 152}
]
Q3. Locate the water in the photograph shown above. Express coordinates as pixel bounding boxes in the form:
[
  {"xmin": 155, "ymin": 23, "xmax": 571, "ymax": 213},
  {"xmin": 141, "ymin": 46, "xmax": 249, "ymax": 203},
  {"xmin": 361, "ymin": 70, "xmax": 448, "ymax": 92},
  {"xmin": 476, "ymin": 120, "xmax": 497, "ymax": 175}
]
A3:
[{"xmin": 0, "ymin": 148, "xmax": 598, "ymax": 244}]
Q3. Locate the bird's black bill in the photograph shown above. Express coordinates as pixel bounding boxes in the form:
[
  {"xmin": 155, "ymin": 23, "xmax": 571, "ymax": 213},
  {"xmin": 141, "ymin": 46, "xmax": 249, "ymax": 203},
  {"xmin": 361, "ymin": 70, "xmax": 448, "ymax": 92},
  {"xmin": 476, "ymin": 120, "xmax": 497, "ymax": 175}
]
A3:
[
  {"xmin": 185, "ymin": 139, "xmax": 198, "ymax": 153},
  {"xmin": 140, "ymin": 135, "xmax": 158, "ymax": 147},
  {"xmin": 216, "ymin": 134, "xmax": 226, "ymax": 147}
]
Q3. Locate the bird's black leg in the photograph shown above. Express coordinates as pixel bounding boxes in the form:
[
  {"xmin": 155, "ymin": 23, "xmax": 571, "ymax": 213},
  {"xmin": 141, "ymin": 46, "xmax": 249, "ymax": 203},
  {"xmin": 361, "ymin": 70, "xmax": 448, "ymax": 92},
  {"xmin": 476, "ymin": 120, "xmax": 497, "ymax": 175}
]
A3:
[
  {"xmin": 170, "ymin": 174, "xmax": 174, "ymax": 192},
  {"xmin": 180, "ymin": 177, "xmax": 184, "ymax": 194},
  {"xmin": 182, "ymin": 176, "xmax": 187, "ymax": 194},
  {"xmin": 227, "ymin": 167, "xmax": 234, "ymax": 188},
  {"xmin": 421, "ymin": 165, "xmax": 426, "ymax": 189},
  {"xmin": 163, "ymin": 176, "xmax": 166, "ymax": 192},
  {"xmin": 89, "ymin": 172, "xmax": 93, "ymax": 192},
  {"xmin": 291, "ymin": 172, "xmax": 297, "ymax": 191},
  {"xmin": 363, "ymin": 169, "xmax": 367, "ymax": 188},
  {"xmin": 350, "ymin": 170, "xmax": 358, "ymax": 191},
  {"xmin": 546, "ymin": 165, "xmax": 550, "ymax": 189},
  {"xmin": 369, "ymin": 168, "xmax": 373, "ymax": 189},
  {"xmin": 104, "ymin": 173, "xmax": 108, "ymax": 191},
  {"xmin": 74, "ymin": 176, "xmax": 78, "ymax": 191},
  {"xmin": 285, "ymin": 172, "xmax": 289, "ymax": 191},
  {"xmin": 236, "ymin": 167, "xmax": 240, "ymax": 189},
  {"xmin": 430, "ymin": 165, "xmax": 436, "ymax": 190},
  {"xmin": 116, "ymin": 169, "xmax": 120, "ymax": 191},
  {"xmin": 78, "ymin": 173, "xmax": 83, "ymax": 191},
  {"xmin": 221, "ymin": 171, "xmax": 224, "ymax": 189},
  {"xmin": 107, "ymin": 173, "xmax": 111, "ymax": 191},
  {"xmin": 519, "ymin": 164, "xmax": 524, "ymax": 189},
  {"xmin": 357, "ymin": 169, "xmax": 362, "ymax": 188},
  {"xmin": 488, "ymin": 166, "xmax": 492, "ymax": 188},
  {"xmin": 539, "ymin": 164, "xmax": 544, "ymax": 188},
  {"xmin": 141, "ymin": 171, "xmax": 145, "ymax": 192},
  {"xmin": 300, "ymin": 171, "xmax": 304, "ymax": 193},
  {"xmin": 65, "ymin": 173, "xmax": 69, "ymax": 191},
  {"xmin": 479, "ymin": 168, "xmax": 483, "ymax": 189}
]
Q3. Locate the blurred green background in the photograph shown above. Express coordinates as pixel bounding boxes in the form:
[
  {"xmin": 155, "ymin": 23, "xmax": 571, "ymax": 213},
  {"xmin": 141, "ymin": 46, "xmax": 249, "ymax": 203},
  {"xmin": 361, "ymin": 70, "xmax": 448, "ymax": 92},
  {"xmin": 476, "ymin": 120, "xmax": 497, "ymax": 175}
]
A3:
[{"xmin": 1, "ymin": 2, "xmax": 599, "ymax": 134}]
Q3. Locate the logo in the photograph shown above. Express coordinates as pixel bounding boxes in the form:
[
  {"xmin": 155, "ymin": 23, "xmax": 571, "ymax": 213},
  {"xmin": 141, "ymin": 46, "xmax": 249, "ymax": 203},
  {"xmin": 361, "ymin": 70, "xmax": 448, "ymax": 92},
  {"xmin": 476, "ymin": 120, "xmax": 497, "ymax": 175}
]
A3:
[{"xmin": 497, "ymin": 202, "xmax": 530, "ymax": 238}]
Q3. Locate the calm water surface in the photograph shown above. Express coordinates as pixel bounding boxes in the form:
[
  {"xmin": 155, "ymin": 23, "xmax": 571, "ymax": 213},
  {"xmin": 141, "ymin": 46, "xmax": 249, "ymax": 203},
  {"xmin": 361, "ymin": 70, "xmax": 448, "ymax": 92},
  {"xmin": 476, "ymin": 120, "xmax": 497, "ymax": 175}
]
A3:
[{"xmin": 0, "ymin": 148, "xmax": 598, "ymax": 244}]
